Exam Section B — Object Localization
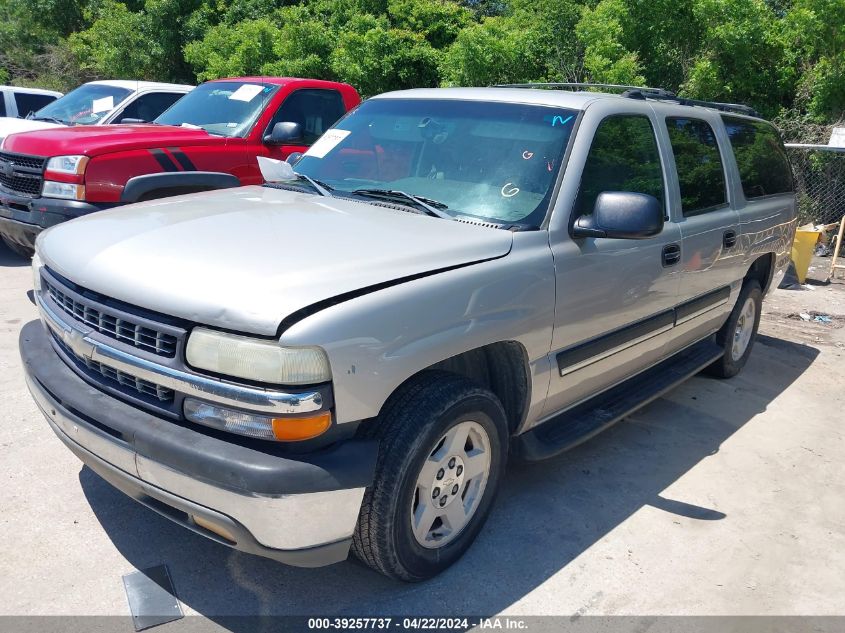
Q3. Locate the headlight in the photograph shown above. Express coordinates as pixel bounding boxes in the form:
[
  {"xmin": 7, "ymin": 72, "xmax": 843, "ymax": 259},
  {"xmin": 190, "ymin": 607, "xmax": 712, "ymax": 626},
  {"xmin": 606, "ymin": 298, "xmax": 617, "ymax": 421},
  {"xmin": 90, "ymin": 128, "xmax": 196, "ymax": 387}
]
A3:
[
  {"xmin": 42, "ymin": 181, "xmax": 85, "ymax": 200},
  {"xmin": 186, "ymin": 327, "xmax": 331, "ymax": 385},
  {"xmin": 31, "ymin": 250, "xmax": 43, "ymax": 291},
  {"xmin": 45, "ymin": 155, "xmax": 89, "ymax": 175}
]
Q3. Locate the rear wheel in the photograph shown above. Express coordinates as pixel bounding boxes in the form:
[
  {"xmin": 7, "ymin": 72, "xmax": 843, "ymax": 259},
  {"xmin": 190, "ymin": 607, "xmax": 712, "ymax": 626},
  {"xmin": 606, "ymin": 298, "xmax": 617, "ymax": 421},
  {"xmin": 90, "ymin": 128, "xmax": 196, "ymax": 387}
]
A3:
[
  {"xmin": 352, "ymin": 371, "xmax": 508, "ymax": 581},
  {"xmin": 706, "ymin": 279, "xmax": 762, "ymax": 378},
  {"xmin": 1, "ymin": 235, "xmax": 33, "ymax": 258}
]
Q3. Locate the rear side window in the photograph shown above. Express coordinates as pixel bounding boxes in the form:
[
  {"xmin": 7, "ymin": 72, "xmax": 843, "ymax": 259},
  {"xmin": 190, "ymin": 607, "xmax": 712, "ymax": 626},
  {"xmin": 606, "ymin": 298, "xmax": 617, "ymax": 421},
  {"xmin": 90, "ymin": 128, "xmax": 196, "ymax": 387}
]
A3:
[
  {"xmin": 267, "ymin": 89, "xmax": 347, "ymax": 145},
  {"xmin": 119, "ymin": 92, "xmax": 185, "ymax": 122},
  {"xmin": 14, "ymin": 92, "xmax": 57, "ymax": 118},
  {"xmin": 722, "ymin": 116, "xmax": 793, "ymax": 199},
  {"xmin": 0, "ymin": 94, "xmax": 6, "ymax": 117},
  {"xmin": 574, "ymin": 114, "xmax": 664, "ymax": 217},
  {"xmin": 665, "ymin": 117, "xmax": 727, "ymax": 216}
]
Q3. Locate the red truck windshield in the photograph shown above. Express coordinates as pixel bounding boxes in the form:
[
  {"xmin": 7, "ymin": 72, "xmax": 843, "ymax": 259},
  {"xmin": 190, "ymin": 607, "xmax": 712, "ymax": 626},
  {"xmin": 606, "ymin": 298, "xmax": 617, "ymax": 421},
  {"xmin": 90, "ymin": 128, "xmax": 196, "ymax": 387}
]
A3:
[{"xmin": 155, "ymin": 81, "xmax": 278, "ymax": 138}]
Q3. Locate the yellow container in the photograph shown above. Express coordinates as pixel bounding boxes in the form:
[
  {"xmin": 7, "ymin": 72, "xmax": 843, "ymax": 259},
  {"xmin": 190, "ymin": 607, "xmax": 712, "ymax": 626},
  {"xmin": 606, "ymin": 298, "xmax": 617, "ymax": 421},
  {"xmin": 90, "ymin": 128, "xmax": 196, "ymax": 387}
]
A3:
[{"xmin": 791, "ymin": 229, "xmax": 821, "ymax": 284}]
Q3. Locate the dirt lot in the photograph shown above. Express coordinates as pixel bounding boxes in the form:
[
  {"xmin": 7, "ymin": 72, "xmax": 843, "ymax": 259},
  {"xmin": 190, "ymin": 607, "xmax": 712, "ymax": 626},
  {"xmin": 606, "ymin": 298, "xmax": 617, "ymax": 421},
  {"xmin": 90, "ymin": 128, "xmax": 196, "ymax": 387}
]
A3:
[{"xmin": 1, "ymin": 242, "xmax": 844, "ymax": 624}]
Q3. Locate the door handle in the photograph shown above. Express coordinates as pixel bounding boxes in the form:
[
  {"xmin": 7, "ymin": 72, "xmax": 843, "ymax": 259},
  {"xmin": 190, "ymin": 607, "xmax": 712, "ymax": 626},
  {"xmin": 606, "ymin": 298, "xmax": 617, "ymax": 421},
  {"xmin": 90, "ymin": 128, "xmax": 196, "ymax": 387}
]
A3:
[
  {"xmin": 723, "ymin": 230, "xmax": 737, "ymax": 249},
  {"xmin": 662, "ymin": 243, "xmax": 681, "ymax": 267}
]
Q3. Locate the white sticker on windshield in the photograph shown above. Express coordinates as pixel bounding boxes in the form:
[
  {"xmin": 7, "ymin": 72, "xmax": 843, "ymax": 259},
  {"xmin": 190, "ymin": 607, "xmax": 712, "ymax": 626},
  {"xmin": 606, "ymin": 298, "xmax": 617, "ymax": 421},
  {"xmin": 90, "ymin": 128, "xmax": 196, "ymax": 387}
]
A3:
[
  {"xmin": 304, "ymin": 129, "xmax": 351, "ymax": 158},
  {"xmin": 91, "ymin": 96, "xmax": 114, "ymax": 113},
  {"xmin": 228, "ymin": 85, "xmax": 264, "ymax": 102}
]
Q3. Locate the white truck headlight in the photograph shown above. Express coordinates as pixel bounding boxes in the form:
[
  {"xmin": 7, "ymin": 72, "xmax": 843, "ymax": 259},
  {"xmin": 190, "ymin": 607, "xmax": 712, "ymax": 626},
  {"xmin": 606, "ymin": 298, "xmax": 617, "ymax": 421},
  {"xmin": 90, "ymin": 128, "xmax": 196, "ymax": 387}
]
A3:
[
  {"xmin": 185, "ymin": 327, "xmax": 331, "ymax": 385},
  {"xmin": 42, "ymin": 180, "xmax": 85, "ymax": 200},
  {"xmin": 45, "ymin": 155, "xmax": 89, "ymax": 175}
]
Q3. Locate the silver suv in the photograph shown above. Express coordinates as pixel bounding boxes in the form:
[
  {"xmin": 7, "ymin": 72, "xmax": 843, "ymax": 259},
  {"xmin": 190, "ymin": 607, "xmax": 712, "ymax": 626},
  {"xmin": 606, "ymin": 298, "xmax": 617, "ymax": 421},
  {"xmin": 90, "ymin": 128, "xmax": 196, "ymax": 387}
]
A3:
[{"xmin": 20, "ymin": 85, "xmax": 796, "ymax": 581}]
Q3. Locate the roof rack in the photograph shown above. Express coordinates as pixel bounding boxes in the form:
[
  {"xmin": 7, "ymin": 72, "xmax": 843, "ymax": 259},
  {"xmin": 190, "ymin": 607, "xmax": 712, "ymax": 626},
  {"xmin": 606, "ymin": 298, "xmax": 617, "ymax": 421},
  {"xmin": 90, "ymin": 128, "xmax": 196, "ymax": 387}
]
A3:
[{"xmin": 493, "ymin": 82, "xmax": 760, "ymax": 118}]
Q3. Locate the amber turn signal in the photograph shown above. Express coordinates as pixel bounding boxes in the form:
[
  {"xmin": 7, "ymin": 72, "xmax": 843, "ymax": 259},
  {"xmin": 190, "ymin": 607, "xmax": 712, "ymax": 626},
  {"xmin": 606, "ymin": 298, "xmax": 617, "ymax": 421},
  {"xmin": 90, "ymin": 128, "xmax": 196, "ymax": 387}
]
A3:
[{"xmin": 271, "ymin": 411, "xmax": 332, "ymax": 441}]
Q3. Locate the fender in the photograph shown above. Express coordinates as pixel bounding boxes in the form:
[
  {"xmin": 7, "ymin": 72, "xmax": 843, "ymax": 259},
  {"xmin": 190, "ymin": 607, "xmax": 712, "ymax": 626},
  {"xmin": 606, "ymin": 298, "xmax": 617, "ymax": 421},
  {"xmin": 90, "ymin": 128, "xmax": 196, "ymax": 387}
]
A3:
[
  {"xmin": 121, "ymin": 172, "xmax": 241, "ymax": 203},
  {"xmin": 278, "ymin": 231, "xmax": 557, "ymax": 427}
]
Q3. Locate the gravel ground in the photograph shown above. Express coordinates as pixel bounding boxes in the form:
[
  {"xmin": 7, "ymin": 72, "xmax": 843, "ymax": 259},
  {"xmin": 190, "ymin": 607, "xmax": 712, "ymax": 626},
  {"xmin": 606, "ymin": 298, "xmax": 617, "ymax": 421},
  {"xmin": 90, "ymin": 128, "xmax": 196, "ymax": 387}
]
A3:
[{"xmin": 1, "ymin": 242, "xmax": 843, "ymax": 625}]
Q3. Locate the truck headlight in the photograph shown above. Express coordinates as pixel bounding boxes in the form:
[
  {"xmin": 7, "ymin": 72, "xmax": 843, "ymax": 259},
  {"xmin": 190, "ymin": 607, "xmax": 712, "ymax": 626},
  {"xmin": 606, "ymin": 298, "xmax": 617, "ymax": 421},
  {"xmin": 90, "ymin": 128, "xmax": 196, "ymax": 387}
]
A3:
[
  {"xmin": 185, "ymin": 327, "xmax": 331, "ymax": 385},
  {"xmin": 42, "ymin": 181, "xmax": 85, "ymax": 200},
  {"xmin": 31, "ymin": 250, "xmax": 43, "ymax": 291},
  {"xmin": 45, "ymin": 155, "xmax": 89, "ymax": 175}
]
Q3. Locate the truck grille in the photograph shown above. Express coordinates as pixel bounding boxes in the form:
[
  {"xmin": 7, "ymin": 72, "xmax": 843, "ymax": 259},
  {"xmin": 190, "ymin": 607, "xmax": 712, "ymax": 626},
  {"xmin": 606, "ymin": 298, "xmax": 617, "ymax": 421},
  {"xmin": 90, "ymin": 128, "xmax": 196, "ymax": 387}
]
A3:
[
  {"xmin": 82, "ymin": 355, "xmax": 174, "ymax": 402},
  {"xmin": 45, "ymin": 277, "xmax": 178, "ymax": 358},
  {"xmin": 0, "ymin": 151, "xmax": 45, "ymax": 197}
]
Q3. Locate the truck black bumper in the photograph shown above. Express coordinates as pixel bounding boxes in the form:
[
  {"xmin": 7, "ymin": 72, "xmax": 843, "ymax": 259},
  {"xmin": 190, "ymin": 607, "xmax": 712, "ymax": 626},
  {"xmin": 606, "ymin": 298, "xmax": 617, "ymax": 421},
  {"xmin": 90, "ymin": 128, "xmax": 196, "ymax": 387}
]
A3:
[
  {"xmin": 20, "ymin": 319, "xmax": 378, "ymax": 567},
  {"xmin": 0, "ymin": 192, "xmax": 109, "ymax": 252}
]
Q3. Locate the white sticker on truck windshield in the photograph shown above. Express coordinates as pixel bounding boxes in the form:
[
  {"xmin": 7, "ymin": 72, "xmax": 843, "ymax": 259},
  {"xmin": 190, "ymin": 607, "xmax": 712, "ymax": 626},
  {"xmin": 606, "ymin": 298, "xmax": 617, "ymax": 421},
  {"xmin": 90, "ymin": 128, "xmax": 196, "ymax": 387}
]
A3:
[
  {"xmin": 91, "ymin": 96, "xmax": 114, "ymax": 113},
  {"xmin": 304, "ymin": 129, "xmax": 351, "ymax": 158},
  {"xmin": 228, "ymin": 85, "xmax": 264, "ymax": 102}
]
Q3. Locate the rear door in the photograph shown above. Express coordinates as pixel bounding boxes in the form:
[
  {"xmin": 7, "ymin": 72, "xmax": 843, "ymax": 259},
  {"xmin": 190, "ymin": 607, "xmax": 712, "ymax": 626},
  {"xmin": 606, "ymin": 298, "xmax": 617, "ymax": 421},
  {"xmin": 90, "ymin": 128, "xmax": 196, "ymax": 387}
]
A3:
[
  {"xmin": 653, "ymin": 108, "xmax": 741, "ymax": 354},
  {"xmin": 543, "ymin": 101, "xmax": 683, "ymax": 418}
]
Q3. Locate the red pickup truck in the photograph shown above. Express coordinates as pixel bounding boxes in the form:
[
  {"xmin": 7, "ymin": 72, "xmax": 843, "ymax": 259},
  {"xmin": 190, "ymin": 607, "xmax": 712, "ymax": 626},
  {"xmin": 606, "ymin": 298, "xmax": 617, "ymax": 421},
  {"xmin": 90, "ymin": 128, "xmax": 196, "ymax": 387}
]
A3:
[{"xmin": 0, "ymin": 77, "xmax": 360, "ymax": 256}]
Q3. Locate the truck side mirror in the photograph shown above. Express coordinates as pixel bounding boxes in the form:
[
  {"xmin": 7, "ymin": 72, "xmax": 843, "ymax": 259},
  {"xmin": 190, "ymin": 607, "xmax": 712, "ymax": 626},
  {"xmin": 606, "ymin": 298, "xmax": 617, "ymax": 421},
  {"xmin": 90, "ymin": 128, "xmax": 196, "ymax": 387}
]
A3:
[
  {"xmin": 286, "ymin": 152, "xmax": 304, "ymax": 165},
  {"xmin": 572, "ymin": 192, "xmax": 663, "ymax": 240},
  {"xmin": 264, "ymin": 121, "xmax": 303, "ymax": 146}
]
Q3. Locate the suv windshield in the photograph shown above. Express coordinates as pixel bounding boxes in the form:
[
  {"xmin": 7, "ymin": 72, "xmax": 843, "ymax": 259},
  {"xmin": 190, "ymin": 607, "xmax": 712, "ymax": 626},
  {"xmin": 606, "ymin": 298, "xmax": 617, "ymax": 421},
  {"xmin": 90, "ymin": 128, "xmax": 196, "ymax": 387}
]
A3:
[
  {"xmin": 155, "ymin": 81, "xmax": 278, "ymax": 137},
  {"xmin": 292, "ymin": 98, "xmax": 578, "ymax": 227},
  {"xmin": 30, "ymin": 84, "xmax": 131, "ymax": 125}
]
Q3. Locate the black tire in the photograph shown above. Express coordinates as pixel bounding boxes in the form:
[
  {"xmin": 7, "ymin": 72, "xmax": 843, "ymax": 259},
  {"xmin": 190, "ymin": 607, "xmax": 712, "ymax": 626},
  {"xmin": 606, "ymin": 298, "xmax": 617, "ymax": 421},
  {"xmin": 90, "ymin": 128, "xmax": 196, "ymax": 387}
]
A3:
[
  {"xmin": 352, "ymin": 371, "xmax": 508, "ymax": 581},
  {"xmin": 1, "ymin": 235, "xmax": 33, "ymax": 259},
  {"xmin": 705, "ymin": 279, "xmax": 762, "ymax": 378}
]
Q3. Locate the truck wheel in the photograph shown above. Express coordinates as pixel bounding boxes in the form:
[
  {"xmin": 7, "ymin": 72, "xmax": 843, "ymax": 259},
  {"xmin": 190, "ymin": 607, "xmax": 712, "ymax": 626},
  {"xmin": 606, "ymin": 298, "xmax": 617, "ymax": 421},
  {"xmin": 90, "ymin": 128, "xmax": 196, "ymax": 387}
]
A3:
[
  {"xmin": 706, "ymin": 279, "xmax": 762, "ymax": 378},
  {"xmin": 1, "ymin": 236, "xmax": 33, "ymax": 259},
  {"xmin": 352, "ymin": 371, "xmax": 508, "ymax": 581}
]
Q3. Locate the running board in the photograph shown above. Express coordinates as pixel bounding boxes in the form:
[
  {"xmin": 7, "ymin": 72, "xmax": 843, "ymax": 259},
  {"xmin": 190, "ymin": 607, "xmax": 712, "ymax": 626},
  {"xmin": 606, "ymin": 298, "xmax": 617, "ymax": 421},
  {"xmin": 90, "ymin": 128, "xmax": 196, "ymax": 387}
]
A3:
[{"xmin": 514, "ymin": 339, "xmax": 723, "ymax": 462}]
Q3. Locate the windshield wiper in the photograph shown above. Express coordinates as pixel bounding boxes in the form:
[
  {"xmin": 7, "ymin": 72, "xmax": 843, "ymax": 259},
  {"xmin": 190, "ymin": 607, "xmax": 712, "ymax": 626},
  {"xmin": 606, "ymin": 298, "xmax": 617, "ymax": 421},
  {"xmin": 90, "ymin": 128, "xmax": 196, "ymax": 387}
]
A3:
[
  {"xmin": 351, "ymin": 189, "xmax": 452, "ymax": 220},
  {"xmin": 294, "ymin": 173, "xmax": 333, "ymax": 197},
  {"xmin": 29, "ymin": 116, "xmax": 66, "ymax": 125}
]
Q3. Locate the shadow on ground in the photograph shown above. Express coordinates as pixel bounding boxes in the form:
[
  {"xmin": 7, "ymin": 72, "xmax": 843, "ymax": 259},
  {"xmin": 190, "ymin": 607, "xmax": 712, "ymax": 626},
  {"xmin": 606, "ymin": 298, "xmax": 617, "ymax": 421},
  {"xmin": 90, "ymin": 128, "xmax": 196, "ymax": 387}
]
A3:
[
  {"xmin": 79, "ymin": 333, "xmax": 818, "ymax": 626},
  {"xmin": 0, "ymin": 241, "xmax": 30, "ymax": 267}
]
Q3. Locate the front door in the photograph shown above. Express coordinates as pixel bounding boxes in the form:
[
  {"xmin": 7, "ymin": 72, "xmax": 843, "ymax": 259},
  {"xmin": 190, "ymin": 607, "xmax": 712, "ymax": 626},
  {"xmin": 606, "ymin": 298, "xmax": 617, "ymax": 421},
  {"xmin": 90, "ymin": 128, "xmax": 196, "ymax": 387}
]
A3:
[{"xmin": 543, "ymin": 105, "xmax": 683, "ymax": 420}]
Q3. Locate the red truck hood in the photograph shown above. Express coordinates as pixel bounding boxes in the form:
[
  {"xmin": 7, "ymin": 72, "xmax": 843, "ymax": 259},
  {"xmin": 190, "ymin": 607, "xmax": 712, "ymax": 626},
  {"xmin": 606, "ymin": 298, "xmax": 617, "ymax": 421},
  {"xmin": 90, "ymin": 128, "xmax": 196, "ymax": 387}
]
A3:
[{"xmin": 2, "ymin": 124, "xmax": 226, "ymax": 157}]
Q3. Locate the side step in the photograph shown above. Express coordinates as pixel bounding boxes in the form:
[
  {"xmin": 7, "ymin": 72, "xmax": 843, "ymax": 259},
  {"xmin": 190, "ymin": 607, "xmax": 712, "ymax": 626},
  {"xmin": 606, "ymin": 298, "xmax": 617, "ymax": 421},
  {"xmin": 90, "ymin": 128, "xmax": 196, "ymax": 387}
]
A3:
[{"xmin": 514, "ymin": 339, "xmax": 723, "ymax": 462}]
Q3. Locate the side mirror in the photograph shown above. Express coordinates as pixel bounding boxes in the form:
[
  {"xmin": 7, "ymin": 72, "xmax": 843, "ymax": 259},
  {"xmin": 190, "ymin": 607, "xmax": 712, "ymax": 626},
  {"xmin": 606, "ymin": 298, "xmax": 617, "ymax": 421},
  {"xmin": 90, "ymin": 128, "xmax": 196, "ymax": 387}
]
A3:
[
  {"xmin": 572, "ymin": 192, "xmax": 663, "ymax": 239},
  {"xmin": 286, "ymin": 151, "xmax": 303, "ymax": 165},
  {"xmin": 264, "ymin": 121, "xmax": 303, "ymax": 146}
]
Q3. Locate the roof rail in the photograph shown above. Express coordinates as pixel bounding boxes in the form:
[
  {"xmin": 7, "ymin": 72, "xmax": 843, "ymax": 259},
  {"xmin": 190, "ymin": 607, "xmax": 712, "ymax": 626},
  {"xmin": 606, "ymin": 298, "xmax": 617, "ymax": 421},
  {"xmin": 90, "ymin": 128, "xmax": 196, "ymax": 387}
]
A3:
[
  {"xmin": 493, "ymin": 82, "xmax": 760, "ymax": 118},
  {"xmin": 623, "ymin": 89, "xmax": 760, "ymax": 117},
  {"xmin": 494, "ymin": 82, "xmax": 672, "ymax": 95}
]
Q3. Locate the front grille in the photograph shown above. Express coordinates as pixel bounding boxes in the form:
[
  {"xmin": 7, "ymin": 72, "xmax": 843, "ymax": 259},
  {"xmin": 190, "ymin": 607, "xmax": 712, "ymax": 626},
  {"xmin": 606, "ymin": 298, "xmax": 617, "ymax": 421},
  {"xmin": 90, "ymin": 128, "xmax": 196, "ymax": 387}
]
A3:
[
  {"xmin": 82, "ymin": 355, "xmax": 174, "ymax": 402},
  {"xmin": 45, "ymin": 278, "xmax": 178, "ymax": 358},
  {"xmin": 0, "ymin": 151, "xmax": 45, "ymax": 197}
]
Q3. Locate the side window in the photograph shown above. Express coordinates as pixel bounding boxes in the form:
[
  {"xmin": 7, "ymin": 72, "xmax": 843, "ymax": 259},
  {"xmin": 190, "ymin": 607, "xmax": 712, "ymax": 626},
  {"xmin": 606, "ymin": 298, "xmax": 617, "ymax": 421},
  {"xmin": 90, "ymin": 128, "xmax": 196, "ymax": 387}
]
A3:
[
  {"xmin": 267, "ymin": 89, "xmax": 347, "ymax": 145},
  {"xmin": 722, "ymin": 116, "xmax": 793, "ymax": 199},
  {"xmin": 574, "ymin": 115, "xmax": 664, "ymax": 218},
  {"xmin": 120, "ymin": 92, "xmax": 185, "ymax": 122},
  {"xmin": 665, "ymin": 117, "xmax": 727, "ymax": 216},
  {"xmin": 14, "ymin": 92, "xmax": 56, "ymax": 117},
  {"xmin": 0, "ymin": 94, "xmax": 6, "ymax": 117}
]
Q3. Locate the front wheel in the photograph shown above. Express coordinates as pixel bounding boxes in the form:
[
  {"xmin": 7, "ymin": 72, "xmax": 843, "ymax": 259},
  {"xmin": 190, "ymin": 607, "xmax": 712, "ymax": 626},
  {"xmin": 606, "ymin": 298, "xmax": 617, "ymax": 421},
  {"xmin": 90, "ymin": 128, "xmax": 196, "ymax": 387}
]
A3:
[
  {"xmin": 706, "ymin": 279, "xmax": 762, "ymax": 378},
  {"xmin": 352, "ymin": 371, "xmax": 508, "ymax": 581}
]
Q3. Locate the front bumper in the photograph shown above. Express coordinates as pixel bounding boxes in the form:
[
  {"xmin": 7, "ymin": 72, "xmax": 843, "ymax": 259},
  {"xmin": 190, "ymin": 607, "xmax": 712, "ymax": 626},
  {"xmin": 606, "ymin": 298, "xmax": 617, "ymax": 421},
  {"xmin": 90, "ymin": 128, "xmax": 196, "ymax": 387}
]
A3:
[
  {"xmin": 0, "ymin": 191, "xmax": 109, "ymax": 251},
  {"xmin": 20, "ymin": 320, "xmax": 378, "ymax": 567}
]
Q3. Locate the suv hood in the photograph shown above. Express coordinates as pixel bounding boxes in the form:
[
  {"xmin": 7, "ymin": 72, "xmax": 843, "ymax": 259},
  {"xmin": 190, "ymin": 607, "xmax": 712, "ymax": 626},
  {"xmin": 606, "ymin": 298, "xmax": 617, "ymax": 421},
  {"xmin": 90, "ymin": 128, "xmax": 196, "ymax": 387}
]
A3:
[
  {"xmin": 38, "ymin": 186, "xmax": 513, "ymax": 336},
  {"xmin": 0, "ymin": 117, "xmax": 63, "ymax": 143},
  {"xmin": 2, "ymin": 123, "xmax": 221, "ymax": 157}
]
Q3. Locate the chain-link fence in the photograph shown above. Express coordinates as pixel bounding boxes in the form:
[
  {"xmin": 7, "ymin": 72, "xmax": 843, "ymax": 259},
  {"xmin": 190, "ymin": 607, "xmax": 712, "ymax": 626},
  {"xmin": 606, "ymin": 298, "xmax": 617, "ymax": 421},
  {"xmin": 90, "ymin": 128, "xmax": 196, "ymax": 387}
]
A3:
[{"xmin": 785, "ymin": 144, "xmax": 845, "ymax": 226}]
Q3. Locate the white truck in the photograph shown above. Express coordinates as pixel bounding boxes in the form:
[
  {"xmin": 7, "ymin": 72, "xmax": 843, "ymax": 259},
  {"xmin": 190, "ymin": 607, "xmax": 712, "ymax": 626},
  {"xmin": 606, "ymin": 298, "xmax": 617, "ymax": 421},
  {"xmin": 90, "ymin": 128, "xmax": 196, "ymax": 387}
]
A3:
[
  {"xmin": 0, "ymin": 86, "xmax": 63, "ymax": 119},
  {"xmin": 0, "ymin": 80, "xmax": 193, "ymax": 146}
]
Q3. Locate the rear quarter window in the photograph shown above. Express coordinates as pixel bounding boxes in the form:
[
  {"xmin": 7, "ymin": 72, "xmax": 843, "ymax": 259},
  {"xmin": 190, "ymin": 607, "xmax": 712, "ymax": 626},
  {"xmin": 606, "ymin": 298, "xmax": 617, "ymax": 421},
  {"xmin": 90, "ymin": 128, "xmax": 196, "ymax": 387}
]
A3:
[{"xmin": 722, "ymin": 116, "xmax": 794, "ymax": 199}]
